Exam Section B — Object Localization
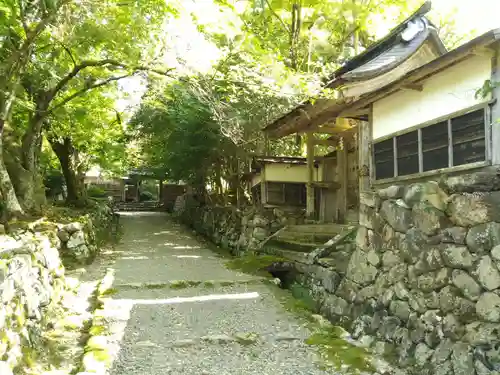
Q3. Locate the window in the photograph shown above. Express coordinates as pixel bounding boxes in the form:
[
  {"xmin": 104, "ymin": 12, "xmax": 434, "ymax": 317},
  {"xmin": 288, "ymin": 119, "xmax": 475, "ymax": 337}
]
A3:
[
  {"xmin": 451, "ymin": 110, "xmax": 486, "ymax": 166},
  {"xmin": 266, "ymin": 182, "xmax": 306, "ymax": 207},
  {"xmin": 396, "ymin": 131, "xmax": 419, "ymax": 176},
  {"xmin": 373, "ymin": 108, "xmax": 487, "ymax": 180},
  {"xmin": 421, "ymin": 121, "xmax": 449, "ymax": 171},
  {"xmin": 374, "ymin": 138, "xmax": 394, "ymax": 179}
]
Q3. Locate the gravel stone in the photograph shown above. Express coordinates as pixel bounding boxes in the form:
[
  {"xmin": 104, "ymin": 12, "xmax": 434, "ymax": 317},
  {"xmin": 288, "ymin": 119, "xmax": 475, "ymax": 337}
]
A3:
[{"xmin": 108, "ymin": 212, "xmax": 341, "ymax": 375}]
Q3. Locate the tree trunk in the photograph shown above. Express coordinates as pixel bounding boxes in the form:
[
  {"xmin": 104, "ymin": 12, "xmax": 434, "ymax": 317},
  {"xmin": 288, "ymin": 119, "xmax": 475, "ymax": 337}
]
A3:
[
  {"xmin": 0, "ymin": 122, "xmax": 24, "ymax": 217},
  {"xmin": 49, "ymin": 137, "xmax": 87, "ymax": 207}
]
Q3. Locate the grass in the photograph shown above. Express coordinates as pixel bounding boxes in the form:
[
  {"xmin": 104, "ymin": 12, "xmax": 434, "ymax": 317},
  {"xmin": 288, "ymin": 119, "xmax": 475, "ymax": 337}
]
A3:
[
  {"xmin": 305, "ymin": 326, "xmax": 374, "ymax": 373},
  {"xmin": 224, "ymin": 253, "xmax": 287, "ymax": 276}
]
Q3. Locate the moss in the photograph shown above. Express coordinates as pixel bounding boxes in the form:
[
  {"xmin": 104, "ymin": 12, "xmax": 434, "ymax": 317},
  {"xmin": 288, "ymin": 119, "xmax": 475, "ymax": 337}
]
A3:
[
  {"xmin": 21, "ymin": 346, "xmax": 38, "ymax": 368},
  {"xmin": 169, "ymin": 280, "xmax": 202, "ymax": 289},
  {"xmin": 305, "ymin": 326, "xmax": 374, "ymax": 373},
  {"xmin": 100, "ymin": 287, "xmax": 119, "ymax": 297},
  {"xmin": 203, "ymin": 280, "xmax": 216, "ymax": 288},
  {"xmin": 234, "ymin": 332, "xmax": 259, "ymax": 346},
  {"xmin": 225, "ymin": 254, "xmax": 286, "ymax": 276},
  {"xmin": 89, "ymin": 325, "xmax": 106, "ymax": 336}
]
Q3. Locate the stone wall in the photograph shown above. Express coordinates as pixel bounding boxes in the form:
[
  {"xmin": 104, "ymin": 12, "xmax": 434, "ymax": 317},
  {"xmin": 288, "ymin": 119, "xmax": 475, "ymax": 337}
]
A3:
[
  {"xmin": 0, "ymin": 204, "xmax": 113, "ymax": 374},
  {"xmin": 174, "ymin": 193, "xmax": 305, "ymax": 254},
  {"xmin": 287, "ymin": 170, "xmax": 500, "ymax": 375}
]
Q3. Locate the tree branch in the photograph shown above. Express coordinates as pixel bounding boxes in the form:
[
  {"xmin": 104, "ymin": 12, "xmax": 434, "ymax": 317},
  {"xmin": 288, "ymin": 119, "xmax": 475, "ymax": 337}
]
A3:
[
  {"xmin": 58, "ymin": 42, "xmax": 77, "ymax": 67},
  {"xmin": 49, "ymin": 73, "xmax": 133, "ymax": 113},
  {"xmin": 264, "ymin": 0, "xmax": 290, "ymax": 32},
  {"xmin": 49, "ymin": 59, "xmax": 175, "ymax": 102}
]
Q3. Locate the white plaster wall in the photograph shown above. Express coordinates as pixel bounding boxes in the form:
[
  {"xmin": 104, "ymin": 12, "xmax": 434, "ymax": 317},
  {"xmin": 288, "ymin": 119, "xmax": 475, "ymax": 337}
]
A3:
[
  {"xmin": 372, "ymin": 55, "xmax": 492, "ymax": 140},
  {"xmin": 264, "ymin": 163, "xmax": 322, "ymax": 183}
]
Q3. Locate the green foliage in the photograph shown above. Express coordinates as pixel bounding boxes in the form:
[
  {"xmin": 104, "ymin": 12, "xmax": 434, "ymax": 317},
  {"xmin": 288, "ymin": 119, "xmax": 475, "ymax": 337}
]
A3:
[
  {"xmin": 87, "ymin": 185, "xmax": 107, "ymax": 198},
  {"xmin": 305, "ymin": 326, "xmax": 374, "ymax": 373},
  {"xmin": 225, "ymin": 254, "xmax": 287, "ymax": 276}
]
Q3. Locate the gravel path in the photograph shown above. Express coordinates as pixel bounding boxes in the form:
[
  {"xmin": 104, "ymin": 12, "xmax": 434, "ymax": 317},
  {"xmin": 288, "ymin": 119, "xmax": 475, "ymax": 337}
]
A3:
[{"xmin": 103, "ymin": 212, "xmax": 337, "ymax": 375}]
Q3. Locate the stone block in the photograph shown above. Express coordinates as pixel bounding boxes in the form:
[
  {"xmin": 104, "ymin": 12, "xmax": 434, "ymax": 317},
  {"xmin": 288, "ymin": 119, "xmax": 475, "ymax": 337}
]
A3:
[
  {"xmin": 345, "ymin": 249, "xmax": 378, "ymax": 286},
  {"xmin": 476, "ymin": 292, "xmax": 500, "ymax": 322},
  {"xmin": 476, "ymin": 256, "xmax": 500, "ymax": 291},
  {"xmin": 412, "ymin": 201, "xmax": 451, "ymax": 235},
  {"xmin": 440, "ymin": 226, "xmax": 468, "ymax": 245},
  {"xmin": 452, "ymin": 342, "xmax": 474, "ymax": 375},
  {"xmin": 359, "ymin": 191, "xmax": 381, "ymax": 209},
  {"xmin": 379, "ymin": 200, "xmax": 413, "ymax": 233},
  {"xmin": 400, "ymin": 228, "xmax": 429, "ymax": 264},
  {"xmin": 443, "ymin": 169, "xmax": 500, "ymax": 194},
  {"xmin": 390, "ymin": 300, "xmax": 411, "ymax": 321},
  {"xmin": 452, "ymin": 270, "xmax": 482, "ymax": 301},
  {"xmin": 378, "ymin": 185, "xmax": 404, "ymax": 200},
  {"xmin": 447, "ymin": 192, "xmax": 500, "ymax": 227},
  {"xmin": 404, "ymin": 181, "xmax": 449, "ymax": 211},
  {"xmin": 441, "ymin": 245, "xmax": 474, "ymax": 270},
  {"xmin": 466, "ymin": 222, "xmax": 500, "ymax": 254}
]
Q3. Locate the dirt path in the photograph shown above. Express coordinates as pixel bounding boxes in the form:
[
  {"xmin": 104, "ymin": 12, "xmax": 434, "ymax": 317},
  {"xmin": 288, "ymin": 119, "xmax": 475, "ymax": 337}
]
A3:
[{"xmin": 96, "ymin": 212, "xmax": 340, "ymax": 375}]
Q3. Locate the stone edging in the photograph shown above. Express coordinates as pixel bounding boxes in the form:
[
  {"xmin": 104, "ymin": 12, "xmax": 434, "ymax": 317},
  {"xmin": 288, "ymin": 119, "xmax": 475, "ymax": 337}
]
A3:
[{"xmin": 75, "ymin": 268, "xmax": 118, "ymax": 375}]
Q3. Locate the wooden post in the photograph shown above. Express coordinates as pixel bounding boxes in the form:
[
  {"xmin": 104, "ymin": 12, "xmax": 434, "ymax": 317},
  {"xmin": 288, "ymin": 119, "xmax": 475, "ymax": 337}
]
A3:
[
  {"xmin": 336, "ymin": 138, "xmax": 348, "ymax": 223},
  {"xmin": 158, "ymin": 179, "xmax": 163, "ymax": 203},
  {"xmin": 260, "ymin": 165, "xmax": 267, "ymax": 206},
  {"xmin": 306, "ymin": 132, "xmax": 315, "ymax": 219},
  {"xmin": 491, "ymin": 48, "xmax": 500, "ymax": 165},
  {"xmin": 359, "ymin": 108, "xmax": 372, "ymax": 193}
]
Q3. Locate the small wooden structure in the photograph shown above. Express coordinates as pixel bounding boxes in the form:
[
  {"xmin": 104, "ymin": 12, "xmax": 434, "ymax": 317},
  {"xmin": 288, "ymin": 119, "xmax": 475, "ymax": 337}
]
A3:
[{"xmin": 263, "ymin": 1, "xmax": 449, "ymax": 222}]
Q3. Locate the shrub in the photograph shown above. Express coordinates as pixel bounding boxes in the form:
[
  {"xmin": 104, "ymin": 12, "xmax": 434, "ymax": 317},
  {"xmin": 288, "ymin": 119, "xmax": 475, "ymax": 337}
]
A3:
[{"xmin": 87, "ymin": 185, "xmax": 107, "ymax": 198}]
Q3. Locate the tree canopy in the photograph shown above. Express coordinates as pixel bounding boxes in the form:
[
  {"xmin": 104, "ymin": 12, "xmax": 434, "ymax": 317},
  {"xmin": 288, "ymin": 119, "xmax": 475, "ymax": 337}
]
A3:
[{"xmin": 0, "ymin": 0, "xmax": 485, "ymax": 215}]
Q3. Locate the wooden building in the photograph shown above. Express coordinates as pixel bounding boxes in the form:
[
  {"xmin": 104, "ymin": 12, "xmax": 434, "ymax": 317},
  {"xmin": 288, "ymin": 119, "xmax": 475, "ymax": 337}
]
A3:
[{"xmin": 263, "ymin": 1, "xmax": 463, "ymax": 223}]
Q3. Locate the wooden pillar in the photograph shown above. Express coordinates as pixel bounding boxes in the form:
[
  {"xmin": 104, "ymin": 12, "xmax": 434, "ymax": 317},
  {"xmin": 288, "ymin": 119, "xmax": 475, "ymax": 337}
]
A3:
[
  {"xmin": 159, "ymin": 179, "xmax": 163, "ymax": 202},
  {"xmin": 306, "ymin": 132, "xmax": 315, "ymax": 219},
  {"xmin": 359, "ymin": 108, "xmax": 372, "ymax": 193},
  {"xmin": 491, "ymin": 48, "xmax": 500, "ymax": 165},
  {"xmin": 260, "ymin": 166, "xmax": 267, "ymax": 206},
  {"xmin": 336, "ymin": 138, "xmax": 348, "ymax": 223}
]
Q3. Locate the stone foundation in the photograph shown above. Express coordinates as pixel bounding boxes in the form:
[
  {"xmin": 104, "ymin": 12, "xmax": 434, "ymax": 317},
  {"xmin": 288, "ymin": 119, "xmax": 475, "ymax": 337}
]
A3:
[
  {"xmin": 0, "ymin": 204, "xmax": 113, "ymax": 374},
  {"xmin": 174, "ymin": 194, "xmax": 305, "ymax": 253},
  {"xmin": 286, "ymin": 170, "xmax": 500, "ymax": 375}
]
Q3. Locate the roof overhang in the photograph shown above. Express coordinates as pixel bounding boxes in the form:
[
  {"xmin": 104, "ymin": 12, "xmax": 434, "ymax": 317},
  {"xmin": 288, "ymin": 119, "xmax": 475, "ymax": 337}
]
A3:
[{"xmin": 265, "ymin": 28, "xmax": 500, "ymax": 139}]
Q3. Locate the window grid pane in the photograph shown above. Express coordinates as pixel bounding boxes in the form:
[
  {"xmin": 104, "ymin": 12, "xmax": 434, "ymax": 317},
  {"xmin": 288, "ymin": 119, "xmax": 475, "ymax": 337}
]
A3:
[
  {"xmin": 451, "ymin": 109, "xmax": 486, "ymax": 166},
  {"xmin": 374, "ymin": 138, "xmax": 394, "ymax": 180},
  {"xmin": 373, "ymin": 107, "xmax": 486, "ymax": 180},
  {"xmin": 396, "ymin": 131, "xmax": 419, "ymax": 176},
  {"xmin": 421, "ymin": 120, "xmax": 449, "ymax": 171}
]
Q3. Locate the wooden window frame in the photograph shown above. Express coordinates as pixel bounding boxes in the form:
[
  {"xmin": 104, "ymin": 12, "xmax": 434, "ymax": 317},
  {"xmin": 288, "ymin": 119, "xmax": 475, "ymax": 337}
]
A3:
[{"xmin": 372, "ymin": 102, "xmax": 492, "ymax": 184}]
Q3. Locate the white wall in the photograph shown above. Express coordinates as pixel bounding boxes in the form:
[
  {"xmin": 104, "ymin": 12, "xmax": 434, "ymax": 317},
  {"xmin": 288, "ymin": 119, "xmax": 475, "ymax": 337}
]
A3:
[
  {"xmin": 372, "ymin": 54, "xmax": 492, "ymax": 140},
  {"xmin": 263, "ymin": 163, "xmax": 323, "ymax": 183}
]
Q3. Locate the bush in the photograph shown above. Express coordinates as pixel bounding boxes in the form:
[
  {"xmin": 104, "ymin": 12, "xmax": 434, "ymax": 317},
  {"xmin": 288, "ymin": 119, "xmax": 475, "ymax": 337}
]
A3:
[
  {"xmin": 139, "ymin": 190, "xmax": 155, "ymax": 201},
  {"xmin": 87, "ymin": 185, "xmax": 107, "ymax": 198}
]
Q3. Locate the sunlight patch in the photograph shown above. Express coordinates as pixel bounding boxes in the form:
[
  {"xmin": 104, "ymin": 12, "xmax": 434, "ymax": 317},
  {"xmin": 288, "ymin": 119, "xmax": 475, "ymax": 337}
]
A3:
[
  {"xmin": 154, "ymin": 231, "xmax": 172, "ymax": 235},
  {"xmin": 173, "ymin": 255, "xmax": 201, "ymax": 259},
  {"xmin": 116, "ymin": 292, "xmax": 260, "ymax": 306},
  {"xmin": 173, "ymin": 245, "xmax": 201, "ymax": 250},
  {"xmin": 121, "ymin": 256, "xmax": 149, "ymax": 260}
]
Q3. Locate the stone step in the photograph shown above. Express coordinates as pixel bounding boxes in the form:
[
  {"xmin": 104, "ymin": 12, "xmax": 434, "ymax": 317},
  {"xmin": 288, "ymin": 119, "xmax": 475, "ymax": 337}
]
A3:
[
  {"xmin": 275, "ymin": 231, "xmax": 336, "ymax": 244},
  {"xmin": 267, "ymin": 239, "xmax": 321, "ymax": 253},
  {"xmin": 286, "ymin": 223, "xmax": 348, "ymax": 235}
]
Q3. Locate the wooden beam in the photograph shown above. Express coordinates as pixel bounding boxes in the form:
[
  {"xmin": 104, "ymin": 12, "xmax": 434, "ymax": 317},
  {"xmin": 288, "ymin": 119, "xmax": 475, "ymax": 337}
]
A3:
[
  {"xmin": 306, "ymin": 133, "xmax": 315, "ymax": 219},
  {"xmin": 471, "ymin": 47, "xmax": 495, "ymax": 58},
  {"xmin": 336, "ymin": 143, "xmax": 348, "ymax": 223},
  {"xmin": 313, "ymin": 138, "xmax": 338, "ymax": 146},
  {"xmin": 490, "ymin": 48, "xmax": 500, "ymax": 165},
  {"xmin": 358, "ymin": 108, "xmax": 372, "ymax": 193},
  {"xmin": 402, "ymin": 83, "xmax": 424, "ymax": 91}
]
